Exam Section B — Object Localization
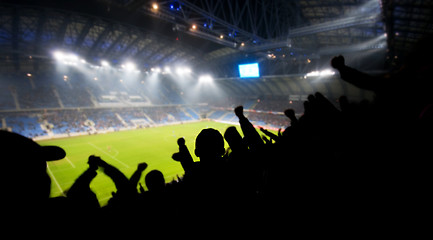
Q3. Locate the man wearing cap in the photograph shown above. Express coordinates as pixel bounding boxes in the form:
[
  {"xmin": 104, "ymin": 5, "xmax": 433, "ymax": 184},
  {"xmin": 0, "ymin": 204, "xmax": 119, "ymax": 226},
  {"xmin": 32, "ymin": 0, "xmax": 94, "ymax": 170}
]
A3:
[{"xmin": 0, "ymin": 130, "xmax": 66, "ymax": 215}]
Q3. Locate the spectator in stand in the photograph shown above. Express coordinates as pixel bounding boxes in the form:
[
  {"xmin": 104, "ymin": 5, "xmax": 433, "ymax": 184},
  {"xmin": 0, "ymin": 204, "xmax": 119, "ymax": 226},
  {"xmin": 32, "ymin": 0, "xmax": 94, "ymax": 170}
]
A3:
[{"xmin": 0, "ymin": 130, "xmax": 65, "ymax": 216}]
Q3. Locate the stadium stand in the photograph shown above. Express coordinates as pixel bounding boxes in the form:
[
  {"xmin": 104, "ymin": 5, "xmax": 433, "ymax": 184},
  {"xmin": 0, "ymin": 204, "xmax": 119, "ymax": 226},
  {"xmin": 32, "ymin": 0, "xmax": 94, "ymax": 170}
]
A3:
[
  {"xmin": 0, "ymin": 68, "xmax": 298, "ymax": 139},
  {"xmin": 4, "ymin": 114, "xmax": 46, "ymax": 138}
]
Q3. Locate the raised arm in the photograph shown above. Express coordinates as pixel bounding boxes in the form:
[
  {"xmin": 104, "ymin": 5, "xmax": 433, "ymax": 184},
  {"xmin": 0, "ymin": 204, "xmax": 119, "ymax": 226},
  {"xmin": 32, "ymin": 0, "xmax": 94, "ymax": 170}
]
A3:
[
  {"xmin": 331, "ymin": 55, "xmax": 382, "ymax": 92},
  {"xmin": 129, "ymin": 162, "xmax": 148, "ymax": 189},
  {"xmin": 234, "ymin": 106, "xmax": 264, "ymax": 150},
  {"xmin": 172, "ymin": 137, "xmax": 194, "ymax": 175},
  {"xmin": 66, "ymin": 159, "xmax": 100, "ymax": 209},
  {"xmin": 259, "ymin": 127, "xmax": 279, "ymax": 143},
  {"xmin": 88, "ymin": 155, "xmax": 131, "ymax": 193}
]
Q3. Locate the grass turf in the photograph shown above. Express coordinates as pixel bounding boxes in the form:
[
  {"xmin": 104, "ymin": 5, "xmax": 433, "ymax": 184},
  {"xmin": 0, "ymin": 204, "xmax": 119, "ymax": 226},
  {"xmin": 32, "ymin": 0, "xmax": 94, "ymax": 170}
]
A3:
[{"xmin": 38, "ymin": 121, "xmax": 240, "ymax": 206}]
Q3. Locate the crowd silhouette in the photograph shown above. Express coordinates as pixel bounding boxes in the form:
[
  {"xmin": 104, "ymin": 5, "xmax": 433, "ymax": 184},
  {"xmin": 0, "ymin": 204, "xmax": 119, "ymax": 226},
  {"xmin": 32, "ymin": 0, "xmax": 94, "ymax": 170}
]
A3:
[{"xmin": 1, "ymin": 44, "xmax": 432, "ymax": 232}]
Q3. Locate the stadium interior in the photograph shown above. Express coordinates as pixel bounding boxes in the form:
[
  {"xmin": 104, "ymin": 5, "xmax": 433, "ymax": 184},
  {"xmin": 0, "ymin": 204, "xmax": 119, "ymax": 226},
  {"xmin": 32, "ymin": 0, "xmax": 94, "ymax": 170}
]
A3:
[
  {"xmin": 3, "ymin": 0, "xmax": 429, "ymax": 139},
  {"xmin": 1, "ymin": 0, "xmax": 433, "ymax": 228}
]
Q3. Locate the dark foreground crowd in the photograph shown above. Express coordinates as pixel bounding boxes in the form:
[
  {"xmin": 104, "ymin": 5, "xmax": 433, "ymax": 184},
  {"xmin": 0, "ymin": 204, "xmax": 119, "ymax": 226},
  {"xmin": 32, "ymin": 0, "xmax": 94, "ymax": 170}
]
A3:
[{"xmin": 1, "ymin": 49, "xmax": 433, "ymax": 234}]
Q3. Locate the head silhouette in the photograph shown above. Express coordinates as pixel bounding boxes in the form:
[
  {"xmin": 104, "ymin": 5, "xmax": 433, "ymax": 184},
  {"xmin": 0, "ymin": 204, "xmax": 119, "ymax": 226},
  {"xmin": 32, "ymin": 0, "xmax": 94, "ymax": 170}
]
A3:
[
  {"xmin": 0, "ymin": 130, "xmax": 65, "ymax": 206},
  {"xmin": 194, "ymin": 128, "xmax": 225, "ymax": 163},
  {"xmin": 145, "ymin": 170, "xmax": 165, "ymax": 192}
]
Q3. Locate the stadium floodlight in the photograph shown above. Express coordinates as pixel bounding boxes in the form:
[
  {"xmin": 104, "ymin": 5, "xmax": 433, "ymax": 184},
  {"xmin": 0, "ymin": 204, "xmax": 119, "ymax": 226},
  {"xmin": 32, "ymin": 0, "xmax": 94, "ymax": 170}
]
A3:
[
  {"xmin": 198, "ymin": 75, "xmax": 213, "ymax": 84},
  {"xmin": 305, "ymin": 69, "xmax": 335, "ymax": 78},
  {"xmin": 319, "ymin": 69, "xmax": 335, "ymax": 76},
  {"xmin": 53, "ymin": 51, "xmax": 65, "ymax": 60},
  {"xmin": 53, "ymin": 51, "xmax": 79, "ymax": 65},
  {"xmin": 101, "ymin": 60, "xmax": 109, "ymax": 67},
  {"xmin": 176, "ymin": 67, "xmax": 191, "ymax": 75},
  {"xmin": 69, "ymin": 54, "xmax": 78, "ymax": 62},
  {"xmin": 122, "ymin": 62, "xmax": 136, "ymax": 71}
]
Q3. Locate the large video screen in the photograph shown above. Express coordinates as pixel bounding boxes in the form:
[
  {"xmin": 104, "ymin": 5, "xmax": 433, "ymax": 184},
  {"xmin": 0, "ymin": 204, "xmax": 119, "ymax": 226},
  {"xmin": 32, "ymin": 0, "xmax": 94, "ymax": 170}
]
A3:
[{"xmin": 238, "ymin": 63, "xmax": 260, "ymax": 78}]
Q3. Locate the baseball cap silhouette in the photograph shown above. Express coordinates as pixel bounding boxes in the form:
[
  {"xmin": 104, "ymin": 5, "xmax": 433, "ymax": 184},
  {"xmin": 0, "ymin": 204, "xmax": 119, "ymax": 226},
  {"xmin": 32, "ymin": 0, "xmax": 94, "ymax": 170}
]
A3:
[
  {"xmin": 0, "ymin": 130, "xmax": 66, "ymax": 203},
  {"xmin": 0, "ymin": 130, "xmax": 65, "ymax": 162}
]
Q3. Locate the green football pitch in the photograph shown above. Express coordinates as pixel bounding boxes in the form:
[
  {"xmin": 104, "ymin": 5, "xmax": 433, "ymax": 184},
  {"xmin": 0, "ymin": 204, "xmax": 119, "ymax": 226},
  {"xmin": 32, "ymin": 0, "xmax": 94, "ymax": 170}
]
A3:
[{"xmin": 38, "ymin": 121, "xmax": 240, "ymax": 206}]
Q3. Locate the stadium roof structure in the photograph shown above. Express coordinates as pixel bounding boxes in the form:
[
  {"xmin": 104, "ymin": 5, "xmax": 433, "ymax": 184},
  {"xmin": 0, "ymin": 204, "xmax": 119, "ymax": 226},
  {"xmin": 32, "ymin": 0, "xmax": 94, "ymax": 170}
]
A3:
[{"xmin": 0, "ymin": 0, "xmax": 432, "ymax": 95}]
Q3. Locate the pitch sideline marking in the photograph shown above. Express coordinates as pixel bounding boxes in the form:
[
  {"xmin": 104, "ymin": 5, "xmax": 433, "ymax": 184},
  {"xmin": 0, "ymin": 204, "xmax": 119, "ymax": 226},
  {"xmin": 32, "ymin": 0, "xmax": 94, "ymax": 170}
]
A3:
[
  {"xmin": 47, "ymin": 163, "xmax": 65, "ymax": 196},
  {"xmin": 65, "ymin": 156, "xmax": 76, "ymax": 168},
  {"xmin": 111, "ymin": 147, "xmax": 119, "ymax": 157},
  {"xmin": 87, "ymin": 142, "xmax": 130, "ymax": 168}
]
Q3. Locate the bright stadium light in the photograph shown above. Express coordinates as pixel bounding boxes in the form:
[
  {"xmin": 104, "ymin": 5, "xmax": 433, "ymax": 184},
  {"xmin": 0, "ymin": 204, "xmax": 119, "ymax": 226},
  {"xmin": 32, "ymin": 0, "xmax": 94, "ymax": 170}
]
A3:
[
  {"xmin": 68, "ymin": 54, "xmax": 78, "ymax": 62},
  {"xmin": 101, "ymin": 60, "xmax": 109, "ymax": 67},
  {"xmin": 176, "ymin": 67, "xmax": 192, "ymax": 75},
  {"xmin": 199, "ymin": 75, "xmax": 213, "ymax": 84},
  {"xmin": 53, "ymin": 51, "xmax": 79, "ymax": 65},
  {"xmin": 122, "ymin": 62, "xmax": 136, "ymax": 71},
  {"xmin": 305, "ymin": 69, "xmax": 335, "ymax": 78},
  {"xmin": 53, "ymin": 51, "xmax": 65, "ymax": 60},
  {"xmin": 319, "ymin": 69, "xmax": 335, "ymax": 76}
]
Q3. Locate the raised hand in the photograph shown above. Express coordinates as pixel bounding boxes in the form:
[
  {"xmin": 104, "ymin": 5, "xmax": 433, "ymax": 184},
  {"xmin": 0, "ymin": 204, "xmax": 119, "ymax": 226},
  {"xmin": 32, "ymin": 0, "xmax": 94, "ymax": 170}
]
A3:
[
  {"xmin": 129, "ymin": 162, "xmax": 148, "ymax": 190},
  {"xmin": 88, "ymin": 155, "xmax": 108, "ymax": 169},
  {"xmin": 137, "ymin": 162, "xmax": 148, "ymax": 172},
  {"xmin": 331, "ymin": 55, "xmax": 345, "ymax": 70},
  {"xmin": 259, "ymin": 127, "xmax": 279, "ymax": 143},
  {"xmin": 172, "ymin": 137, "xmax": 194, "ymax": 174},
  {"xmin": 172, "ymin": 137, "xmax": 191, "ymax": 162},
  {"xmin": 284, "ymin": 109, "xmax": 298, "ymax": 126},
  {"xmin": 234, "ymin": 105, "xmax": 245, "ymax": 119}
]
